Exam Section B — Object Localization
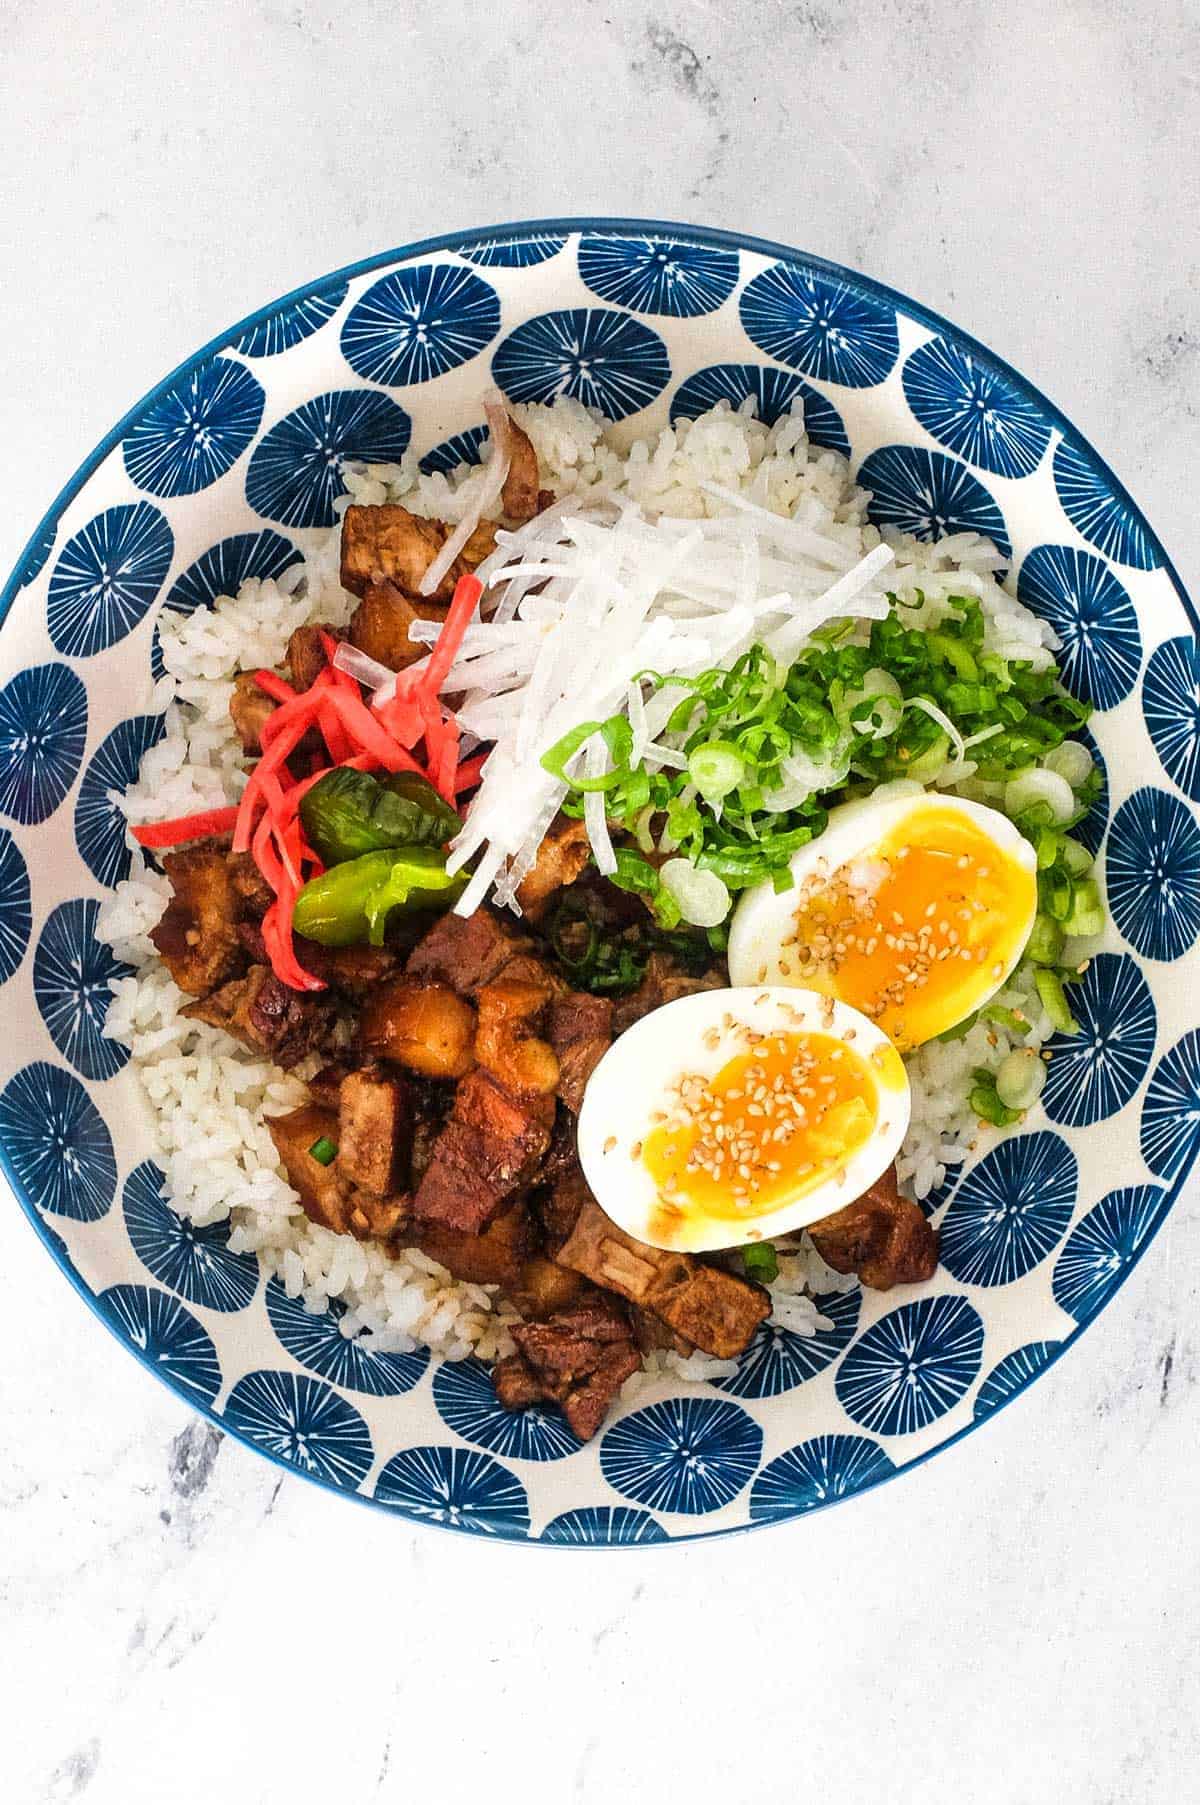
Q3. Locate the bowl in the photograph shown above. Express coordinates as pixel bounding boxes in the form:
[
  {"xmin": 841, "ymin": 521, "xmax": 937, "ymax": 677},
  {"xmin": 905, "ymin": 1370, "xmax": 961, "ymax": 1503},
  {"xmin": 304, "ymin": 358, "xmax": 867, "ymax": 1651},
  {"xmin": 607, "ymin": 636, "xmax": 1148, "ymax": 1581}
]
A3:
[{"xmin": 3, "ymin": 218, "xmax": 1198, "ymax": 1546}]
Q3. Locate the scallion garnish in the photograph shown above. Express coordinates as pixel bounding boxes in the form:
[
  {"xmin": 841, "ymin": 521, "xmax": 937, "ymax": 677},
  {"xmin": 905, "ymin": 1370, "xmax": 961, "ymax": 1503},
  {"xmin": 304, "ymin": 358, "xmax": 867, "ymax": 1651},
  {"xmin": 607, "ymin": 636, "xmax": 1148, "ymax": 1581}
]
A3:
[{"xmin": 743, "ymin": 1243, "xmax": 779, "ymax": 1283}]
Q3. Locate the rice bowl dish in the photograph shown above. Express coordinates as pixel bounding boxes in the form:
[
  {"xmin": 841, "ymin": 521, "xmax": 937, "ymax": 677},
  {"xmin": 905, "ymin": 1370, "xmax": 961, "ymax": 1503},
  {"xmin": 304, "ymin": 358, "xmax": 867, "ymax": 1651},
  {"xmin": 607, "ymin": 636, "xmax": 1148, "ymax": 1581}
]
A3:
[{"xmin": 1, "ymin": 220, "xmax": 1193, "ymax": 1539}]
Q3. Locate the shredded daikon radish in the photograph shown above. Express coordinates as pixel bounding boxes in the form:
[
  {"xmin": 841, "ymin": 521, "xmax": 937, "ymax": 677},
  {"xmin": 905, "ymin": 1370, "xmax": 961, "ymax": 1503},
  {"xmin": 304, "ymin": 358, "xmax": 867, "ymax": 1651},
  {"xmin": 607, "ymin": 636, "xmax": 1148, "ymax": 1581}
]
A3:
[
  {"xmin": 628, "ymin": 680, "xmax": 648, "ymax": 765},
  {"xmin": 333, "ymin": 642, "xmax": 397, "ymax": 692},
  {"xmin": 434, "ymin": 490, "xmax": 899, "ymax": 914},
  {"xmin": 583, "ymin": 732, "xmax": 617, "ymax": 876},
  {"xmin": 419, "ymin": 440, "xmax": 511, "ymax": 597}
]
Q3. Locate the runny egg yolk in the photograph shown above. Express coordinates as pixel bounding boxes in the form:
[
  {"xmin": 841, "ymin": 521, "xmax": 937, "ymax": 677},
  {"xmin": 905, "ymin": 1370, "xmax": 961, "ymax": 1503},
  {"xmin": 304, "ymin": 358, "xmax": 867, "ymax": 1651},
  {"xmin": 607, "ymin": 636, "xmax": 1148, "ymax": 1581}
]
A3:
[
  {"xmin": 783, "ymin": 803, "xmax": 1036, "ymax": 1050},
  {"xmin": 640, "ymin": 1028, "xmax": 903, "ymax": 1232}
]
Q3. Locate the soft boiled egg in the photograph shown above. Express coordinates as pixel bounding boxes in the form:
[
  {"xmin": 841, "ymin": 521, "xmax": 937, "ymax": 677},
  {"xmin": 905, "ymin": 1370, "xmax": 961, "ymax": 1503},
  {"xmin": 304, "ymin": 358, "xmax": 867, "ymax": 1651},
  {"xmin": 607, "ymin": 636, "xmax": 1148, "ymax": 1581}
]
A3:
[
  {"xmin": 576, "ymin": 986, "xmax": 910, "ymax": 1254},
  {"xmin": 727, "ymin": 789, "xmax": 1037, "ymax": 1051}
]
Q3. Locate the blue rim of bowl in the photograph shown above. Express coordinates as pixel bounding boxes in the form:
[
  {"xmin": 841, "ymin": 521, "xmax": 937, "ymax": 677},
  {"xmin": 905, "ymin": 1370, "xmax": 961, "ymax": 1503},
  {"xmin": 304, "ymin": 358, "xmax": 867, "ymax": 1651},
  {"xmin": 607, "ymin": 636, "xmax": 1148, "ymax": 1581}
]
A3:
[{"xmin": 1, "ymin": 216, "xmax": 1196, "ymax": 1546}]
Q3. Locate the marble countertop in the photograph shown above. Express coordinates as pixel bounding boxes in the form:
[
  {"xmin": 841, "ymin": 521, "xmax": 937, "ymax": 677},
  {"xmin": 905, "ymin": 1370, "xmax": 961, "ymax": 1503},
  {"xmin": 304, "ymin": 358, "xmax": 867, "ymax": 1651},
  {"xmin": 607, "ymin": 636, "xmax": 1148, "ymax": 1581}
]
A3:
[{"xmin": 3, "ymin": 3, "xmax": 1199, "ymax": 1801}]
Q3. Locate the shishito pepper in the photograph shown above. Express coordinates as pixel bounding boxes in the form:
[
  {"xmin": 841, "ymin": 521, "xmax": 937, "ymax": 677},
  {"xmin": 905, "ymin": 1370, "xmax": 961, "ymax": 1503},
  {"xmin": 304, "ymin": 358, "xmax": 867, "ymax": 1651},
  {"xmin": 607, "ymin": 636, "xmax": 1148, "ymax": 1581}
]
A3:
[
  {"xmin": 293, "ymin": 847, "xmax": 464, "ymax": 946},
  {"xmin": 299, "ymin": 767, "xmax": 461, "ymax": 865}
]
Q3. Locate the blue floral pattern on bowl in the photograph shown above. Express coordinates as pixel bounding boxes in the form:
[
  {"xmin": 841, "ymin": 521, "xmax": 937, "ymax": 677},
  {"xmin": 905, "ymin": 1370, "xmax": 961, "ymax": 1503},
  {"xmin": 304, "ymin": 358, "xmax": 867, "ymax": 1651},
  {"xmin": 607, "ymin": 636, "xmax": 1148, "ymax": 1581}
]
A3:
[
  {"xmin": 1053, "ymin": 439, "xmax": 1159, "ymax": 571},
  {"xmin": 1052, "ymin": 1185, "xmax": 1165, "ymax": 1324},
  {"xmin": 739, "ymin": 265, "xmax": 899, "ymax": 386},
  {"xmin": 836, "ymin": 1294, "xmax": 984, "ymax": 1433},
  {"xmin": 33, "ymin": 898, "xmax": 132, "ymax": 1080},
  {"xmin": 600, "ymin": 1397, "xmax": 762, "ymax": 1514},
  {"xmin": 902, "ymin": 338, "xmax": 1051, "ymax": 477},
  {"xmin": 374, "ymin": 1445, "xmax": 530, "ymax": 1537},
  {"xmin": 1016, "ymin": 543, "xmax": 1142, "ymax": 709},
  {"xmin": 0, "ymin": 827, "xmax": 31, "ymax": 986},
  {"xmin": 0, "ymin": 661, "xmax": 88, "ymax": 826},
  {"xmin": 74, "ymin": 714, "xmax": 166, "ymax": 888},
  {"xmin": 541, "ymin": 1506, "xmax": 667, "ymax": 1545},
  {"xmin": 0, "ymin": 219, "xmax": 1196, "ymax": 1546},
  {"xmin": 341, "ymin": 265, "xmax": 500, "ymax": 388},
  {"xmin": 750, "ymin": 1435, "xmax": 897, "ymax": 1521},
  {"xmin": 1040, "ymin": 954, "xmax": 1157, "ymax": 1128},
  {"xmin": 47, "ymin": 503, "xmax": 174, "ymax": 658},
  {"xmin": 1106, "ymin": 787, "xmax": 1200, "ymax": 961},
  {"xmin": 165, "ymin": 529, "xmax": 302, "ymax": 617},
  {"xmin": 1142, "ymin": 635, "xmax": 1200, "ymax": 802},
  {"xmin": 0, "ymin": 1060, "xmax": 115, "ymax": 1220},
  {"xmin": 97, "ymin": 1284, "xmax": 222, "ymax": 1405},
  {"xmin": 857, "ymin": 445, "xmax": 1012, "ymax": 560},
  {"xmin": 124, "ymin": 1159, "xmax": 258, "ymax": 1314},
  {"xmin": 223, "ymin": 1370, "xmax": 373, "ymax": 1488},
  {"xmin": 939, "ymin": 1132, "xmax": 1077, "ymax": 1287},
  {"xmin": 973, "ymin": 1341, "xmax": 1060, "ymax": 1420},
  {"xmin": 122, "ymin": 358, "xmax": 264, "ymax": 499},
  {"xmin": 578, "ymin": 233, "xmax": 739, "ymax": 317},
  {"xmin": 492, "ymin": 308, "xmax": 670, "ymax": 419},
  {"xmin": 1140, "ymin": 1030, "xmax": 1200, "ymax": 1183},
  {"xmin": 233, "ymin": 284, "xmax": 348, "ymax": 358},
  {"xmin": 245, "ymin": 390, "xmax": 412, "ymax": 529}
]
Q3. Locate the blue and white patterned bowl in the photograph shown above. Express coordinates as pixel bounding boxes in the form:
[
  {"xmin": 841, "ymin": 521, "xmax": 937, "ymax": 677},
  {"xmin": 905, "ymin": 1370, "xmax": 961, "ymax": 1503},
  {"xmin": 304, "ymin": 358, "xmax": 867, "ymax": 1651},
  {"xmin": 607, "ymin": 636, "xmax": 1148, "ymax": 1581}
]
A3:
[{"xmin": 3, "ymin": 218, "xmax": 1198, "ymax": 1547}]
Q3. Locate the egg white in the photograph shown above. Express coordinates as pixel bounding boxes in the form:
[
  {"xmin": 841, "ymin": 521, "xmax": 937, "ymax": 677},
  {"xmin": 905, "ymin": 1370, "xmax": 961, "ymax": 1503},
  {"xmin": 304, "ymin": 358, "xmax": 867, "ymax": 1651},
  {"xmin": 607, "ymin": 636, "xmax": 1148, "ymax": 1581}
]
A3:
[
  {"xmin": 726, "ymin": 788, "xmax": 1037, "ymax": 1042},
  {"xmin": 576, "ymin": 986, "xmax": 911, "ymax": 1254}
]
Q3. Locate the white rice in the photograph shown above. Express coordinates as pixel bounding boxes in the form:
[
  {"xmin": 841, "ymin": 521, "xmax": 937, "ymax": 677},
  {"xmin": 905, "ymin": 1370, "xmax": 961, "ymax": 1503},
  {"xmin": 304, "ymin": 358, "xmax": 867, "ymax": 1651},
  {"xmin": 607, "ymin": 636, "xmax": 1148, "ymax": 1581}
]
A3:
[{"xmin": 98, "ymin": 396, "xmax": 1054, "ymax": 1372}]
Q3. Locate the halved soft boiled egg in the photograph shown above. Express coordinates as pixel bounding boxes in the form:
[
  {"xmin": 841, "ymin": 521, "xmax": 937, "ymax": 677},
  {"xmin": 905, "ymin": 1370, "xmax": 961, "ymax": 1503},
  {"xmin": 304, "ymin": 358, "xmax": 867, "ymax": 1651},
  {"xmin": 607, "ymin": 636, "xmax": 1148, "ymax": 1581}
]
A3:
[
  {"xmin": 727, "ymin": 790, "xmax": 1038, "ymax": 1051},
  {"xmin": 577, "ymin": 987, "xmax": 910, "ymax": 1254}
]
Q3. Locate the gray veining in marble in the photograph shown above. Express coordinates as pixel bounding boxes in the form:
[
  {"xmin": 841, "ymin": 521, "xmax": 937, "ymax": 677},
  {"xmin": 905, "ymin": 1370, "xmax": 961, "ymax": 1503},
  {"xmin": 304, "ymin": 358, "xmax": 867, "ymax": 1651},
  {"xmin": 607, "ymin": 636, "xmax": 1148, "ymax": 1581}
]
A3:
[{"xmin": 2, "ymin": 2, "xmax": 1199, "ymax": 1801}]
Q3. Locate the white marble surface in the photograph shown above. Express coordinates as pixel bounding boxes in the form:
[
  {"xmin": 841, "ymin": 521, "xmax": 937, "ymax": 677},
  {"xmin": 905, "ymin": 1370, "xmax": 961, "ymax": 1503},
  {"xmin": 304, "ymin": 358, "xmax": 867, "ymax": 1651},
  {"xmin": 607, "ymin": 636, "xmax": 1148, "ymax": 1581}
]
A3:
[{"xmin": 3, "ymin": 3, "xmax": 1200, "ymax": 1801}]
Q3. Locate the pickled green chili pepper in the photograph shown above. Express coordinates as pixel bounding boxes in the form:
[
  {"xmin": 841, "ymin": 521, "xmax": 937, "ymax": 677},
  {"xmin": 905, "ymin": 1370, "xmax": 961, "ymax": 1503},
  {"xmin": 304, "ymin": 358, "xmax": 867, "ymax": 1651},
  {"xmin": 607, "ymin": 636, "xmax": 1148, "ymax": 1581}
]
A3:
[
  {"xmin": 293, "ymin": 847, "xmax": 463, "ymax": 946},
  {"xmin": 299, "ymin": 768, "xmax": 460, "ymax": 865}
]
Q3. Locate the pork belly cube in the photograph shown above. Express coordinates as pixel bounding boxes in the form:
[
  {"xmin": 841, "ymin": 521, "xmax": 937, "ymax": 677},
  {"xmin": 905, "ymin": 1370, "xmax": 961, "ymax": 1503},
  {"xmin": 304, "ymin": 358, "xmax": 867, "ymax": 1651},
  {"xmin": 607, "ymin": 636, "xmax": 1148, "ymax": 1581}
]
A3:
[
  {"xmin": 358, "ymin": 979, "xmax": 477, "ymax": 1079},
  {"xmin": 545, "ymin": 992, "xmax": 611, "ymax": 1113},
  {"xmin": 407, "ymin": 1200, "xmax": 533, "ymax": 1289},
  {"xmin": 807, "ymin": 1164, "xmax": 938, "ymax": 1290},
  {"xmin": 182, "ymin": 965, "xmax": 337, "ymax": 1069},
  {"xmin": 150, "ymin": 844, "xmax": 245, "ymax": 997},
  {"xmin": 557, "ymin": 1197, "xmax": 769, "ymax": 1360},
  {"xmin": 339, "ymin": 505, "xmax": 496, "ymax": 603},
  {"xmin": 349, "ymin": 581, "xmax": 446, "ymax": 672},
  {"xmin": 411, "ymin": 1069, "xmax": 553, "ymax": 1233},
  {"xmin": 338, "ymin": 1067, "xmax": 412, "ymax": 1196}
]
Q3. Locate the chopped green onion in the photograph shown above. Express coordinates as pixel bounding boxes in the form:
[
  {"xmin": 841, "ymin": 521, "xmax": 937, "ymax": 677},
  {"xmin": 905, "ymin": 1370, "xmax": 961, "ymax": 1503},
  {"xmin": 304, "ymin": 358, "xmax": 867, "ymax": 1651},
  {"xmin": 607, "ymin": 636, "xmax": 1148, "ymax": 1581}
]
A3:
[
  {"xmin": 928, "ymin": 631, "xmax": 979, "ymax": 680},
  {"xmin": 1044, "ymin": 740, "xmax": 1094, "ymax": 788},
  {"xmin": 687, "ymin": 740, "xmax": 745, "ymax": 802},
  {"xmin": 936, "ymin": 1010, "xmax": 979, "ymax": 1043},
  {"xmin": 904, "ymin": 731, "xmax": 950, "ymax": 782},
  {"xmin": 1005, "ymin": 768, "xmax": 1076, "ymax": 825},
  {"xmin": 1036, "ymin": 828, "xmax": 1062, "ymax": 870},
  {"xmin": 1039, "ymin": 865, "xmax": 1074, "ymax": 922},
  {"xmin": 979, "ymin": 1003, "xmax": 1030, "ymax": 1035},
  {"xmin": 969, "ymin": 1070, "xmax": 1024, "ymax": 1127},
  {"xmin": 308, "ymin": 1136, "xmax": 337, "ymax": 1166},
  {"xmin": 1060, "ymin": 836, "xmax": 1093, "ymax": 878},
  {"xmin": 550, "ymin": 594, "xmax": 1096, "ymax": 933},
  {"xmin": 1061, "ymin": 877, "xmax": 1104, "ymax": 938},
  {"xmin": 743, "ymin": 1243, "xmax": 779, "ymax": 1283},
  {"xmin": 995, "ymin": 1048, "xmax": 1047, "ymax": 1111},
  {"xmin": 1027, "ymin": 914, "xmax": 1065, "ymax": 965},
  {"xmin": 1035, "ymin": 969, "xmax": 1080, "ymax": 1035},
  {"xmin": 842, "ymin": 668, "xmax": 903, "ymax": 740}
]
